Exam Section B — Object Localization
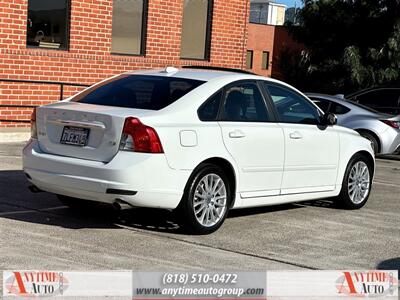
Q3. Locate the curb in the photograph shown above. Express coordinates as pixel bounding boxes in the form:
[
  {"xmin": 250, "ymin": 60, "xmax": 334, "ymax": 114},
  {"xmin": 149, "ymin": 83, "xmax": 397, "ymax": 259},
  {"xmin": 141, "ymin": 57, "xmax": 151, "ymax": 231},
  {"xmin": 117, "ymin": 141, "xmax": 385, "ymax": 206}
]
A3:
[
  {"xmin": 377, "ymin": 155, "xmax": 400, "ymax": 162},
  {"xmin": 0, "ymin": 131, "xmax": 30, "ymax": 143}
]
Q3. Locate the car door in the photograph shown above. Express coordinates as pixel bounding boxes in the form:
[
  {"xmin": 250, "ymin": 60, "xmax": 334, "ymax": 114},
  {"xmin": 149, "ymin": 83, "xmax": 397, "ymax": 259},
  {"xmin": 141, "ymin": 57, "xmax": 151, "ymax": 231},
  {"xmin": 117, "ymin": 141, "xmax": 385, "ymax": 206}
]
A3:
[
  {"xmin": 218, "ymin": 81, "xmax": 285, "ymax": 198},
  {"xmin": 262, "ymin": 82, "xmax": 340, "ymax": 194}
]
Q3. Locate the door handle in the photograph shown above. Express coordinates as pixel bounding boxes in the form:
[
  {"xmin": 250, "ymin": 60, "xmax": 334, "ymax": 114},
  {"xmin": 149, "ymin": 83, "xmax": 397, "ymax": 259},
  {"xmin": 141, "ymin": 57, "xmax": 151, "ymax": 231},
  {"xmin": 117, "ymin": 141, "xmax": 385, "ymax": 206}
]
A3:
[
  {"xmin": 289, "ymin": 131, "xmax": 303, "ymax": 139},
  {"xmin": 229, "ymin": 130, "xmax": 246, "ymax": 138}
]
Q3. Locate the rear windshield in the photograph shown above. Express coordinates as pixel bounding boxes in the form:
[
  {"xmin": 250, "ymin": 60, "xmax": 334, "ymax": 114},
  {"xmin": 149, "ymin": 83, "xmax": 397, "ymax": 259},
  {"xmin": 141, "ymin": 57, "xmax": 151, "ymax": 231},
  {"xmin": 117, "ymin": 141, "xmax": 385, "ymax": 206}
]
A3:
[{"xmin": 72, "ymin": 75, "xmax": 205, "ymax": 110}]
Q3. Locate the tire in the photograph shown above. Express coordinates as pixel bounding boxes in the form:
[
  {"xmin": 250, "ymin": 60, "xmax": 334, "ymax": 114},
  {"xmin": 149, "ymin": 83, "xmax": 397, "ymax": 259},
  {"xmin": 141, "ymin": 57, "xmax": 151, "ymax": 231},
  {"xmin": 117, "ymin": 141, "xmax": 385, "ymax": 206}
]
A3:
[
  {"xmin": 176, "ymin": 164, "xmax": 231, "ymax": 234},
  {"xmin": 359, "ymin": 131, "xmax": 379, "ymax": 154},
  {"xmin": 336, "ymin": 154, "xmax": 373, "ymax": 209}
]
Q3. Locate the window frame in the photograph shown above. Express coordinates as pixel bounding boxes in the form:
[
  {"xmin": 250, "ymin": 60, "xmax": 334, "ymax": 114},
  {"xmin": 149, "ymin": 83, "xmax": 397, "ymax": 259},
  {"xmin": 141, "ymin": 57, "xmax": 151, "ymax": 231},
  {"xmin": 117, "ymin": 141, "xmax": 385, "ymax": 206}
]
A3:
[
  {"xmin": 249, "ymin": 1, "xmax": 269, "ymax": 25},
  {"xmin": 180, "ymin": 0, "xmax": 214, "ymax": 61},
  {"xmin": 246, "ymin": 50, "xmax": 253, "ymax": 69},
  {"xmin": 197, "ymin": 89, "xmax": 223, "ymax": 121},
  {"xmin": 26, "ymin": 0, "xmax": 71, "ymax": 51},
  {"xmin": 197, "ymin": 80, "xmax": 275, "ymax": 123},
  {"xmin": 260, "ymin": 81, "xmax": 324, "ymax": 125},
  {"xmin": 262, "ymin": 51, "xmax": 270, "ymax": 70},
  {"xmin": 110, "ymin": 0, "xmax": 149, "ymax": 57}
]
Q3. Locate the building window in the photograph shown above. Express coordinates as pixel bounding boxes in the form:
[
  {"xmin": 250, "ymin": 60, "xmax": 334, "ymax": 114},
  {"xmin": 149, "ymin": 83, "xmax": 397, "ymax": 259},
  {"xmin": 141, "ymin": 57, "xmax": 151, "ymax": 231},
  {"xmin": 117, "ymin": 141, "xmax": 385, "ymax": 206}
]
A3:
[
  {"xmin": 262, "ymin": 51, "xmax": 269, "ymax": 70},
  {"xmin": 249, "ymin": 0, "xmax": 268, "ymax": 25},
  {"xmin": 111, "ymin": 0, "xmax": 148, "ymax": 55},
  {"xmin": 181, "ymin": 0, "xmax": 213, "ymax": 60},
  {"xmin": 246, "ymin": 50, "xmax": 253, "ymax": 69},
  {"xmin": 27, "ymin": 0, "xmax": 70, "ymax": 50}
]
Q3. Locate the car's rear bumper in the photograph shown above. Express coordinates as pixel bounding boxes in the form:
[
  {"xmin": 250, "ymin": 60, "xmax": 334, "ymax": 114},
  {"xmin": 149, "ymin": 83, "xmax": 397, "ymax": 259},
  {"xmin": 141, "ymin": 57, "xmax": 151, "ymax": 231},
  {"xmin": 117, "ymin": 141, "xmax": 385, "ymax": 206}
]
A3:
[
  {"xmin": 22, "ymin": 139, "xmax": 191, "ymax": 209},
  {"xmin": 380, "ymin": 127, "xmax": 400, "ymax": 154}
]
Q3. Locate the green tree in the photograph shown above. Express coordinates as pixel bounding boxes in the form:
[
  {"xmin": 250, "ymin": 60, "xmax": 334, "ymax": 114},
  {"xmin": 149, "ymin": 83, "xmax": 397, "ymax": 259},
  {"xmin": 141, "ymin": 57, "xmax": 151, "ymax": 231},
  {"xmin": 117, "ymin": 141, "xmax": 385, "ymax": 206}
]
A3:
[{"xmin": 283, "ymin": 0, "xmax": 400, "ymax": 94}]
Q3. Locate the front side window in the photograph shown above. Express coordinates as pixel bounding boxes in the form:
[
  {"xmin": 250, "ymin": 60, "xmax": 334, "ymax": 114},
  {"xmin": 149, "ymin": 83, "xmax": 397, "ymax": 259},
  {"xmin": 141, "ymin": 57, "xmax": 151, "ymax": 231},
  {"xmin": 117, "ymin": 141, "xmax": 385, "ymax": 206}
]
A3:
[
  {"xmin": 111, "ymin": 0, "xmax": 147, "ymax": 55},
  {"xmin": 312, "ymin": 99, "xmax": 351, "ymax": 115},
  {"xmin": 72, "ymin": 75, "xmax": 204, "ymax": 110},
  {"xmin": 312, "ymin": 99, "xmax": 330, "ymax": 113},
  {"xmin": 222, "ymin": 82, "xmax": 269, "ymax": 122},
  {"xmin": 181, "ymin": 0, "xmax": 213, "ymax": 60},
  {"xmin": 330, "ymin": 102, "xmax": 351, "ymax": 115},
  {"xmin": 27, "ymin": 0, "xmax": 70, "ymax": 50},
  {"xmin": 264, "ymin": 83, "xmax": 320, "ymax": 124}
]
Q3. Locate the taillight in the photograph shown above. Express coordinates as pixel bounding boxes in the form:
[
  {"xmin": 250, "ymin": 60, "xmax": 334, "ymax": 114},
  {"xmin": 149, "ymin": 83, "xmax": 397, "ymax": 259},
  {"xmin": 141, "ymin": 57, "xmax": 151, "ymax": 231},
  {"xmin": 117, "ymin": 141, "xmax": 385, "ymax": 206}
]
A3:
[
  {"xmin": 119, "ymin": 117, "xmax": 164, "ymax": 153},
  {"xmin": 30, "ymin": 107, "xmax": 38, "ymax": 139},
  {"xmin": 381, "ymin": 120, "xmax": 400, "ymax": 129}
]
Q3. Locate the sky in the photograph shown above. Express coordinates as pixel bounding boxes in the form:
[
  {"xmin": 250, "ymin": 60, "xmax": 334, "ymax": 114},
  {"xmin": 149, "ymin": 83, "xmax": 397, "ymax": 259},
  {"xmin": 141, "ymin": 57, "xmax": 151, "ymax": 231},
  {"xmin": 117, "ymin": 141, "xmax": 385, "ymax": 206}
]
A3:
[{"xmin": 276, "ymin": 0, "xmax": 303, "ymax": 8}]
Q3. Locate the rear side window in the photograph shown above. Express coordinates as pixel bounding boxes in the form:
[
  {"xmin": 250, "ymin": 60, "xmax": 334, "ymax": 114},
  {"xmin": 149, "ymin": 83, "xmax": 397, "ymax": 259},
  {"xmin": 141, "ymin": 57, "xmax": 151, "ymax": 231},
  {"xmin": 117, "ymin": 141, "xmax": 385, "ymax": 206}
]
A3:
[
  {"xmin": 222, "ymin": 82, "xmax": 269, "ymax": 122},
  {"xmin": 72, "ymin": 75, "xmax": 204, "ymax": 110},
  {"xmin": 331, "ymin": 102, "xmax": 350, "ymax": 115},
  {"xmin": 198, "ymin": 91, "xmax": 222, "ymax": 121}
]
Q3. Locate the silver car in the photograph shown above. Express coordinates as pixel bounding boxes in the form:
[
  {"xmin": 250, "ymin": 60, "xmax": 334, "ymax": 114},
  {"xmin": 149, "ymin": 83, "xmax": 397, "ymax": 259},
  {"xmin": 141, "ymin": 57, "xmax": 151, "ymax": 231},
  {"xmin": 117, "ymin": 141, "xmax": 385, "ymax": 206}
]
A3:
[{"xmin": 307, "ymin": 93, "xmax": 400, "ymax": 155}]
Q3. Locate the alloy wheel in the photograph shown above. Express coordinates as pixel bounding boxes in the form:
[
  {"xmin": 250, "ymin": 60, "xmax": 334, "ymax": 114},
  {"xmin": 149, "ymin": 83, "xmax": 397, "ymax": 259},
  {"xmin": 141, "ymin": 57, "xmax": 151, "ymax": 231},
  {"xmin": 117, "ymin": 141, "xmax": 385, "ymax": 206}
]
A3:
[
  {"xmin": 347, "ymin": 161, "xmax": 370, "ymax": 204},
  {"xmin": 192, "ymin": 173, "xmax": 227, "ymax": 227}
]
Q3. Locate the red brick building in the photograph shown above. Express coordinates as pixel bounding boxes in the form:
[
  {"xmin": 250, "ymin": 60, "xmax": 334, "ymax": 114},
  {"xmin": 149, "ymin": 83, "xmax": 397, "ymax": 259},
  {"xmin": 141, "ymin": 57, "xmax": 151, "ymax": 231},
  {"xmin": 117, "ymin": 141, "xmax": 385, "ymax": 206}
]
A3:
[
  {"xmin": 0, "ymin": 0, "xmax": 249, "ymax": 129},
  {"xmin": 245, "ymin": 0, "xmax": 302, "ymax": 79},
  {"xmin": 246, "ymin": 23, "xmax": 301, "ymax": 79}
]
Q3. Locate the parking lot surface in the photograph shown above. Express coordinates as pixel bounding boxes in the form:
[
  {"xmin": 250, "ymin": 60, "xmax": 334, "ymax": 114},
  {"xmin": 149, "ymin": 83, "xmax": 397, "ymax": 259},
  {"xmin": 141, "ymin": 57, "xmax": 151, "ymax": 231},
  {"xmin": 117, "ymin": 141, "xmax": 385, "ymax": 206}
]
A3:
[{"xmin": 0, "ymin": 142, "xmax": 399, "ymax": 273}]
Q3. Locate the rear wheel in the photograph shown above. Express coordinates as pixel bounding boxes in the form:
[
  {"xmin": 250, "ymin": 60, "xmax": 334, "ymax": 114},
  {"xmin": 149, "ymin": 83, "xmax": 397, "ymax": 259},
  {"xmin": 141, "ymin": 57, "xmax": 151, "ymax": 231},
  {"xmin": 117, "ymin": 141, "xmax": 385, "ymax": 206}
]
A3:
[
  {"xmin": 336, "ymin": 154, "xmax": 373, "ymax": 209},
  {"xmin": 177, "ymin": 164, "xmax": 231, "ymax": 234}
]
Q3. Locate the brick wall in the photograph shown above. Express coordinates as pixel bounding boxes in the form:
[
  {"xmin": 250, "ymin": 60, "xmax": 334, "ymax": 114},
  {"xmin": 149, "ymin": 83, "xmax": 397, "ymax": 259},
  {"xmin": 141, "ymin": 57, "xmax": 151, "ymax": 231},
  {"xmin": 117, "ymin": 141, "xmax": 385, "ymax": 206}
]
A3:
[
  {"xmin": 246, "ymin": 23, "xmax": 275, "ymax": 77},
  {"xmin": 0, "ymin": 0, "xmax": 250, "ymax": 128},
  {"xmin": 247, "ymin": 23, "xmax": 302, "ymax": 79}
]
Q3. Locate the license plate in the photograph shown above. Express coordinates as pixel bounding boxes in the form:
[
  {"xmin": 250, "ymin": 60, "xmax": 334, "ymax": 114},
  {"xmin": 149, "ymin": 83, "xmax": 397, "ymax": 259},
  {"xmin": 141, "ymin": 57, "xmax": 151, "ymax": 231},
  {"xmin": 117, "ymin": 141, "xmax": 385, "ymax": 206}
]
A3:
[{"xmin": 60, "ymin": 126, "xmax": 90, "ymax": 146}]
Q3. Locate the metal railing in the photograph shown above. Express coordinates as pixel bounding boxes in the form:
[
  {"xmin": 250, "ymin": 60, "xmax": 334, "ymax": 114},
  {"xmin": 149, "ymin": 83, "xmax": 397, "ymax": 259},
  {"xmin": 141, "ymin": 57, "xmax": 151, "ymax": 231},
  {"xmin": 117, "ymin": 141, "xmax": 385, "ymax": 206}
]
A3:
[{"xmin": 0, "ymin": 79, "xmax": 90, "ymax": 123}]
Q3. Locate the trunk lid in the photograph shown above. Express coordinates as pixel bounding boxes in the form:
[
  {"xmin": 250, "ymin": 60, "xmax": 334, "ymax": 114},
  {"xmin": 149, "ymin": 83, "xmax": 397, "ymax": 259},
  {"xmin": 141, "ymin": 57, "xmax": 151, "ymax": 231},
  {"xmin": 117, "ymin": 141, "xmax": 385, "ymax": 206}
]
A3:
[{"xmin": 36, "ymin": 101, "xmax": 153, "ymax": 162}]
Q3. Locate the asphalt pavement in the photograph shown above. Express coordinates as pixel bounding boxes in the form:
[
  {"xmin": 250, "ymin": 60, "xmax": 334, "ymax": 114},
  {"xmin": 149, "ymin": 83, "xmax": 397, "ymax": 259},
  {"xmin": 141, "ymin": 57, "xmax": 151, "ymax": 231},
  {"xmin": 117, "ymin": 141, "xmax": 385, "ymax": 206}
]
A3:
[{"xmin": 0, "ymin": 142, "xmax": 399, "ymax": 274}]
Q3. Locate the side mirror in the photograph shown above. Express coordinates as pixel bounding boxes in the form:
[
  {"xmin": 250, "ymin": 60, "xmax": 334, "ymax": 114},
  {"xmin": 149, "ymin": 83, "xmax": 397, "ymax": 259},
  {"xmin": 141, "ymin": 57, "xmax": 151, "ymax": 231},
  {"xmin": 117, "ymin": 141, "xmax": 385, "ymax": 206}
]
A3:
[{"xmin": 321, "ymin": 113, "xmax": 337, "ymax": 126}]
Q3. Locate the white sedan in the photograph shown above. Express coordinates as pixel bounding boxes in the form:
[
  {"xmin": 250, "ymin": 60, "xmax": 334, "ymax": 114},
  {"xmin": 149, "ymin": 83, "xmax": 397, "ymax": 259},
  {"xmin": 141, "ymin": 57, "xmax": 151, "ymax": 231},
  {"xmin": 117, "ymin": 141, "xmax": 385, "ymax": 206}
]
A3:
[{"xmin": 23, "ymin": 67, "xmax": 375, "ymax": 234}]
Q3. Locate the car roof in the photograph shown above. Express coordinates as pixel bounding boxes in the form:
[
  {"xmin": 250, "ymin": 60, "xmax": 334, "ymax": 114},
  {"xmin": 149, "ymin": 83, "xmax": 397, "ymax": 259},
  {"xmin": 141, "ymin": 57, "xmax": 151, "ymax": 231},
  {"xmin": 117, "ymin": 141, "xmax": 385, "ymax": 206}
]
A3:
[
  {"xmin": 306, "ymin": 93, "xmax": 350, "ymax": 105},
  {"xmin": 125, "ymin": 67, "xmax": 307, "ymax": 94},
  {"xmin": 346, "ymin": 85, "xmax": 400, "ymax": 98},
  {"xmin": 126, "ymin": 67, "xmax": 264, "ymax": 82}
]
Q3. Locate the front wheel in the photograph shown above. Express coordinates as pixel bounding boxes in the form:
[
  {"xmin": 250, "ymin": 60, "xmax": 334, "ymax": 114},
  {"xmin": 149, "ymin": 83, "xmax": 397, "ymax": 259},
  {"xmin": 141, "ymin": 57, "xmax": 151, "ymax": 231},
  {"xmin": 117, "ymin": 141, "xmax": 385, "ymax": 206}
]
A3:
[
  {"xmin": 336, "ymin": 154, "xmax": 373, "ymax": 209},
  {"xmin": 176, "ymin": 164, "xmax": 231, "ymax": 234}
]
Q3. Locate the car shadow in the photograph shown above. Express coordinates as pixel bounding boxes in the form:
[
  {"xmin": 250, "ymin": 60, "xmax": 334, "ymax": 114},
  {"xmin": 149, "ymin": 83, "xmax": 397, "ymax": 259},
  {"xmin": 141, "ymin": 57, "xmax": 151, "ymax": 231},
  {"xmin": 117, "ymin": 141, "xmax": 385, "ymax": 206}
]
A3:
[
  {"xmin": 295, "ymin": 199, "xmax": 337, "ymax": 209},
  {"xmin": 377, "ymin": 258, "xmax": 400, "ymax": 279},
  {"xmin": 0, "ymin": 169, "xmax": 314, "ymax": 235}
]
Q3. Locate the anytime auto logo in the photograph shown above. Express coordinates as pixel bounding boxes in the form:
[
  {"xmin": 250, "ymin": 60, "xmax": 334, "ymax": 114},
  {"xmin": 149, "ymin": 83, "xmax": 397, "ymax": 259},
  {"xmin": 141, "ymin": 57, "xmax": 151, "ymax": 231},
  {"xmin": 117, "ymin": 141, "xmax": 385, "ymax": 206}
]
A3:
[
  {"xmin": 336, "ymin": 271, "xmax": 398, "ymax": 297},
  {"xmin": 4, "ymin": 271, "xmax": 69, "ymax": 297}
]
